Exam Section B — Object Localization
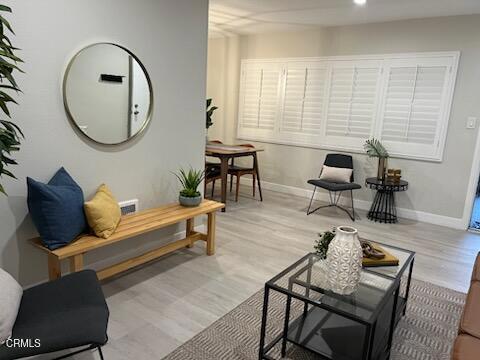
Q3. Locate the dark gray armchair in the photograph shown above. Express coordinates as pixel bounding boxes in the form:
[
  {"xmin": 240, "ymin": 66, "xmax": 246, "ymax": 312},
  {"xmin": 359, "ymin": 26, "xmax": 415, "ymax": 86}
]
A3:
[
  {"xmin": 307, "ymin": 153, "xmax": 361, "ymax": 221},
  {"xmin": 0, "ymin": 270, "xmax": 109, "ymax": 360}
]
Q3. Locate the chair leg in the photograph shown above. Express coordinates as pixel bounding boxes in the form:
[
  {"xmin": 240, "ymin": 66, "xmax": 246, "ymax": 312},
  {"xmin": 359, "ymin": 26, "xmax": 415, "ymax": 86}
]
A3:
[
  {"xmin": 235, "ymin": 175, "xmax": 240, "ymax": 202},
  {"xmin": 351, "ymin": 189, "xmax": 356, "ymax": 221},
  {"xmin": 307, "ymin": 188, "xmax": 355, "ymax": 221},
  {"xmin": 230, "ymin": 174, "xmax": 233, "ymax": 192},
  {"xmin": 98, "ymin": 346, "xmax": 105, "ymax": 360},
  {"xmin": 211, "ymin": 179, "xmax": 215, "ymax": 198},
  {"xmin": 252, "ymin": 174, "xmax": 256, "ymax": 197},
  {"xmin": 307, "ymin": 187, "xmax": 317, "ymax": 215}
]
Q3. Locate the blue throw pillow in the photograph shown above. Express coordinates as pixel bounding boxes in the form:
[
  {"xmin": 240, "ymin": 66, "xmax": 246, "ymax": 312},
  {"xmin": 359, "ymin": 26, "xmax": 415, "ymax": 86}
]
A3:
[{"xmin": 27, "ymin": 167, "xmax": 87, "ymax": 250}]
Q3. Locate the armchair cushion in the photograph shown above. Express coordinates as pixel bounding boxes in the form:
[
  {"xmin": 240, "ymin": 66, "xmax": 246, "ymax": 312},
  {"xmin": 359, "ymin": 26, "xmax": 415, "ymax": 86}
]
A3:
[
  {"xmin": 0, "ymin": 270, "xmax": 109, "ymax": 360},
  {"xmin": 308, "ymin": 179, "xmax": 361, "ymax": 192},
  {"xmin": 459, "ymin": 281, "xmax": 480, "ymax": 338},
  {"xmin": 452, "ymin": 334, "xmax": 480, "ymax": 360}
]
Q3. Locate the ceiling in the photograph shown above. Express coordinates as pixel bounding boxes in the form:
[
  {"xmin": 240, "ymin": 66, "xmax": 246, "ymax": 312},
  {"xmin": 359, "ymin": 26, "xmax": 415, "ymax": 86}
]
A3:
[{"xmin": 209, "ymin": 0, "xmax": 480, "ymax": 37}]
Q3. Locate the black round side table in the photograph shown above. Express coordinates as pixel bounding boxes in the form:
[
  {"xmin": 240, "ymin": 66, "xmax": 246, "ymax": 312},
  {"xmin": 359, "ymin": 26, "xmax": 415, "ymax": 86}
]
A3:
[{"xmin": 365, "ymin": 177, "xmax": 408, "ymax": 224}]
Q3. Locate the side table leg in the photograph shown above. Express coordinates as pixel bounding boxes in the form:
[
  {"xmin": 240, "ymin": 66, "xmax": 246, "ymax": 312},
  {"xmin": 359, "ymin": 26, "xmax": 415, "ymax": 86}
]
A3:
[{"xmin": 258, "ymin": 285, "xmax": 270, "ymax": 360}]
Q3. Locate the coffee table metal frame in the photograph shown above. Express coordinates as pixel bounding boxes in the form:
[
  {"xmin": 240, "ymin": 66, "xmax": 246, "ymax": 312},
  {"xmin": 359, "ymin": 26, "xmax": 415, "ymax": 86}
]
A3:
[{"xmin": 258, "ymin": 242, "xmax": 415, "ymax": 360}]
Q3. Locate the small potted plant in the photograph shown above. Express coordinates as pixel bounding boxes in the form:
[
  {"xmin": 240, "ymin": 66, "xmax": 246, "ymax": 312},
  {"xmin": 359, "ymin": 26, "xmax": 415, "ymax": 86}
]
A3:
[
  {"xmin": 174, "ymin": 167, "xmax": 205, "ymax": 207},
  {"xmin": 314, "ymin": 229, "xmax": 336, "ymax": 259},
  {"xmin": 364, "ymin": 138, "xmax": 389, "ymax": 180}
]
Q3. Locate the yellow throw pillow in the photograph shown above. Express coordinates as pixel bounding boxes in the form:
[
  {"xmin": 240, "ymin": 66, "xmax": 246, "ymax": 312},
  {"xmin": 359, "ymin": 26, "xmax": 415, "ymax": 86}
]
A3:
[{"xmin": 84, "ymin": 184, "xmax": 121, "ymax": 239}]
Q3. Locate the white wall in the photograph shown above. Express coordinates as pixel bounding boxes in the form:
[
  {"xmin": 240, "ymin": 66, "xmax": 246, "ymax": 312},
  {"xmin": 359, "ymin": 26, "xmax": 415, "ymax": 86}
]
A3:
[
  {"xmin": 0, "ymin": 0, "xmax": 209, "ymax": 286},
  {"xmin": 207, "ymin": 15, "xmax": 480, "ymax": 226}
]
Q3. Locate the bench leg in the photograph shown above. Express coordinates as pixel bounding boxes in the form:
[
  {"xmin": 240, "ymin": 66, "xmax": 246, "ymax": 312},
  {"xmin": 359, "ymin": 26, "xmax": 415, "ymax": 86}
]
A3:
[
  {"xmin": 186, "ymin": 218, "xmax": 194, "ymax": 248},
  {"xmin": 207, "ymin": 212, "xmax": 216, "ymax": 256},
  {"xmin": 69, "ymin": 254, "xmax": 84, "ymax": 273},
  {"xmin": 48, "ymin": 254, "xmax": 61, "ymax": 280}
]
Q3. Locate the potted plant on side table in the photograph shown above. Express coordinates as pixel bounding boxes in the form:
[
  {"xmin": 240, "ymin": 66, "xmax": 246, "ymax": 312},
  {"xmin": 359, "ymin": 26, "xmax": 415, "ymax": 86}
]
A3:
[
  {"xmin": 175, "ymin": 167, "xmax": 205, "ymax": 207},
  {"xmin": 364, "ymin": 138, "xmax": 389, "ymax": 180}
]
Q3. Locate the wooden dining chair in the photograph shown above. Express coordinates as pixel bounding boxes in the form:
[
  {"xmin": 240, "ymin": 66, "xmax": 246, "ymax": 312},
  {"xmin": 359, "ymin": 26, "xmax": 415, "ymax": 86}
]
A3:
[
  {"xmin": 206, "ymin": 140, "xmax": 222, "ymax": 168},
  {"xmin": 228, "ymin": 144, "xmax": 262, "ymax": 202},
  {"xmin": 204, "ymin": 165, "xmax": 222, "ymax": 198},
  {"xmin": 205, "ymin": 140, "xmax": 223, "ymax": 197}
]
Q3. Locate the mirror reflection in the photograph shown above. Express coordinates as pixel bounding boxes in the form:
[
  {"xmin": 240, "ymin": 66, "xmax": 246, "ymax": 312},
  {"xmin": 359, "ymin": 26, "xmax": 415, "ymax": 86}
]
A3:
[{"xmin": 64, "ymin": 43, "xmax": 152, "ymax": 145}]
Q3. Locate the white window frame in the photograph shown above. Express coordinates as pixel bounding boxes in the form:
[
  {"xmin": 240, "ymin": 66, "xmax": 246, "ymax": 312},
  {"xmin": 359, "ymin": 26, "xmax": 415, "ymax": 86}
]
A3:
[{"xmin": 237, "ymin": 51, "xmax": 460, "ymax": 162}]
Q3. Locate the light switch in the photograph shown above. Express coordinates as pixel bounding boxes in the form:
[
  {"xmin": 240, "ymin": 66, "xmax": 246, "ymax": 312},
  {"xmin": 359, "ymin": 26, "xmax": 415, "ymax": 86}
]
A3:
[{"xmin": 467, "ymin": 117, "xmax": 477, "ymax": 129}]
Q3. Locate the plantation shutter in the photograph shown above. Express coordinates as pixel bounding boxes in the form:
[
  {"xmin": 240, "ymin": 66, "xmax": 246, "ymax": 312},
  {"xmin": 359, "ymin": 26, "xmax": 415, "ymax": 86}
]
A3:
[
  {"xmin": 238, "ymin": 62, "xmax": 281, "ymax": 139},
  {"xmin": 323, "ymin": 60, "xmax": 382, "ymax": 148},
  {"xmin": 378, "ymin": 56, "xmax": 456, "ymax": 160},
  {"xmin": 281, "ymin": 62, "xmax": 327, "ymax": 134}
]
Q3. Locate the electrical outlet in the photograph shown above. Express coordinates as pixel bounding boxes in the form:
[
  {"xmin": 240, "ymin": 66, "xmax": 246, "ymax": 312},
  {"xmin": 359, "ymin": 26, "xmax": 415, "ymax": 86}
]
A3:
[
  {"xmin": 467, "ymin": 117, "xmax": 477, "ymax": 129},
  {"xmin": 119, "ymin": 199, "xmax": 139, "ymax": 215}
]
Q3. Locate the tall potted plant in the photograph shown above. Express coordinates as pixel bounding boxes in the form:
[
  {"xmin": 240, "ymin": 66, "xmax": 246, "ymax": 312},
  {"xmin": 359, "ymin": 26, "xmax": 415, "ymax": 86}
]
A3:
[
  {"xmin": 174, "ymin": 167, "xmax": 205, "ymax": 207},
  {"xmin": 206, "ymin": 98, "xmax": 217, "ymax": 141},
  {"xmin": 364, "ymin": 138, "xmax": 389, "ymax": 180},
  {"xmin": 0, "ymin": 5, "xmax": 23, "ymax": 195}
]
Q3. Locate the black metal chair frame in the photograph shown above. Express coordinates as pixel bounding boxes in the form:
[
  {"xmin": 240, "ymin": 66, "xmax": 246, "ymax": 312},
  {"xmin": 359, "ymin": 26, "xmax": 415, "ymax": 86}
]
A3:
[
  {"xmin": 52, "ymin": 344, "xmax": 104, "ymax": 360},
  {"xmin": 306, "ymin": 154, "xmax": 359, "ymax": 221},
  {"xmin": 307, "ymin": 186, "xmax": 356, "ymax": 221}
]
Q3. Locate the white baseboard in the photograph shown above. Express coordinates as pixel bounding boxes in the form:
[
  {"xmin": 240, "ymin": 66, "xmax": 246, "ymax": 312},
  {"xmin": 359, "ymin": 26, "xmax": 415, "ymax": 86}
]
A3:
[{"xmin": 239, "ymin": 177, "xmax": 465, "ymax": 230}]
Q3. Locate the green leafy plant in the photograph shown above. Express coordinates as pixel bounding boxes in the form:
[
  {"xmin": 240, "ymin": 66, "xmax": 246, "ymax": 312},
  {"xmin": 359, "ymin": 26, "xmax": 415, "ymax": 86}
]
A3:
[
  {"xmin": 364, "ymin": 138, "xmax": 389, "ymax": 159},
  {"xmin": 313, "ymin": 229, "xmax": 336, "ymax": 259},
  {"xmin": 206, "ymin": 98, "xmax": 217, "ymax": 130},
  {"xmin": 174, "ymin": 167, "xmax": 205, "ymax": 198},
  {"xmin": 0, "ymin": 5, "xmax": 23, "ymax": 195}
]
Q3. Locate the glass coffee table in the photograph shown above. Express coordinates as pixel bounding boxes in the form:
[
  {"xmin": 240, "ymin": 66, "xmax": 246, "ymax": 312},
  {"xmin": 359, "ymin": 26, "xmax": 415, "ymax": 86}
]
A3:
[{"xmin": 258, "ymin": 243, "xmax": 415, "ymax": 360}]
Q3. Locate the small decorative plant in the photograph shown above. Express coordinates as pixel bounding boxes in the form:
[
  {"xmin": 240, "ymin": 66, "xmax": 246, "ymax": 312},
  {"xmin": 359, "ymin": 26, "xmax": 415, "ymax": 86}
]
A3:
[
  {"xmin": 174, "ymin": 167, "xmax": 205, "ymax": 207},
  {"xmin": 206, "ymin": 98, "xmax": 218, "ymax": 130},
  {"xmin": 313, "ymin": 229, "xmax": 336, "ymax": 260},
  {"xmin": 364, "ymin": 138, "xmax": 389, "ymax": 158},
  {"xmin": 0, "ymin": 5, "xmax": 24, "ymax": 195},
  {"xmin": 364, "ymin": 138, "xmax": 389, "ymax": 180}
]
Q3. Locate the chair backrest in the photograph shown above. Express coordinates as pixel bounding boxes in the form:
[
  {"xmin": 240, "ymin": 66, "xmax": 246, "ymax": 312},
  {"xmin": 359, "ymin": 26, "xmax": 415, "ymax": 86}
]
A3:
[
  {"xmin": 209, "ymin": 140, "xmax": 223, "ymax": 144},
  {"xmin": 323, "ymin": 154, "xmax": 355, "ymax": 182}
]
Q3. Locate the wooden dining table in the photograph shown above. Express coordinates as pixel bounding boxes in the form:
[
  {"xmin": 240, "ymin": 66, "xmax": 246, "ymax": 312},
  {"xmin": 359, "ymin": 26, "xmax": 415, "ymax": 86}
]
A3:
[{"xmin": 205, "ymin": 143, "xmax": 264, "ymax": 212}]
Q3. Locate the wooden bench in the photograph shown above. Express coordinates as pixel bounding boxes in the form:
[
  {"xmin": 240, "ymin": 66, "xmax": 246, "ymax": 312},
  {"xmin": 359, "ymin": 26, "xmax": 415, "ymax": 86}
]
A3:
[{"xmin": 30, "ymin": 199, "xmax": 225, "ymax": 281}]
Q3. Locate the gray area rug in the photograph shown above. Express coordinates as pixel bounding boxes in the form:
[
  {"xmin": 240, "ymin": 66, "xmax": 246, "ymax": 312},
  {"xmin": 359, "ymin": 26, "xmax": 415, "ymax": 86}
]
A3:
[{"xmin": 163, "ymin": 279, "xmax": 465, "ymax": 360}]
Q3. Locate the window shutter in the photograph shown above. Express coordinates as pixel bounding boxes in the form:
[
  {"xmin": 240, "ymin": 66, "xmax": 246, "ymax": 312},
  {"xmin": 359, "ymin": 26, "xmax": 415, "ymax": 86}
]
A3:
[
  {"xmin": 239, "ymin": 67, "xmax": 262, "ymax": 129},
  {"xmin": 281, "ymin": 63, "xmax": 327, "ymax": 134},
  {"xmin": 323, "ymin": 60, "xmax": 382, "ymax": 148},
  {"xmin": 378, "ymin": 55, "xmax": 456, "ymax": 160},
  {"xmin": 238, "ymin": 63, "xmax": 281, "ymax": 135}
]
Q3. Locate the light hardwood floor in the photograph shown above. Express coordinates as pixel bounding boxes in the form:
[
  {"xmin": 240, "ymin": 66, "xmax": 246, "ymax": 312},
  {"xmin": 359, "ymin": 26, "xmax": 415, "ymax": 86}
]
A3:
[{"xmin": 50, "ymin": 188, "xmax": 480, "ymax": 359}]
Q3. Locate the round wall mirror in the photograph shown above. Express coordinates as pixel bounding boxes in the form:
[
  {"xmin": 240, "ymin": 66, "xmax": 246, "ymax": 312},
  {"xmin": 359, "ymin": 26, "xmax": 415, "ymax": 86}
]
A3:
[{"xmin": 63, "ymin": 43, "xmax": 153, "ymax": 145}]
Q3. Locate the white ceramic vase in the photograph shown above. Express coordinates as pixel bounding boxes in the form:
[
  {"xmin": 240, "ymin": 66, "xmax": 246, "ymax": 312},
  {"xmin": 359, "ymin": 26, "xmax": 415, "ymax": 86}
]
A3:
[{"xmin": 325, "ymin": 226, "xmax": 363, "ymax": 295}]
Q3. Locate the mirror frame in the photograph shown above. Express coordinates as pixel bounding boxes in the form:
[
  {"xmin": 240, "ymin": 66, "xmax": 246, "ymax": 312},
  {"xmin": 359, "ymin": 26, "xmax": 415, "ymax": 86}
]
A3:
[{"xmin": 63, "ymin": 42, "xmax": 154, "ymax": 145}]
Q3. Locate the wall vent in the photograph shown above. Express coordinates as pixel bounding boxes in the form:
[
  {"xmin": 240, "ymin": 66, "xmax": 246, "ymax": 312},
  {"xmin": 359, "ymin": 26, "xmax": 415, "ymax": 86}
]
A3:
[{"xmin": 119, "ymin": 199, "xmax": 139, "ymax": 215}]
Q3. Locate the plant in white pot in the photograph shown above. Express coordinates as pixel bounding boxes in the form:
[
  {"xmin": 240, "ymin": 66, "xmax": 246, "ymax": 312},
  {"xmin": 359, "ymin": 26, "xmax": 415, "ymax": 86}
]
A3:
[{"xmin": 174, "ymin": 167, "xmax": 205, "ymax": 207}]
